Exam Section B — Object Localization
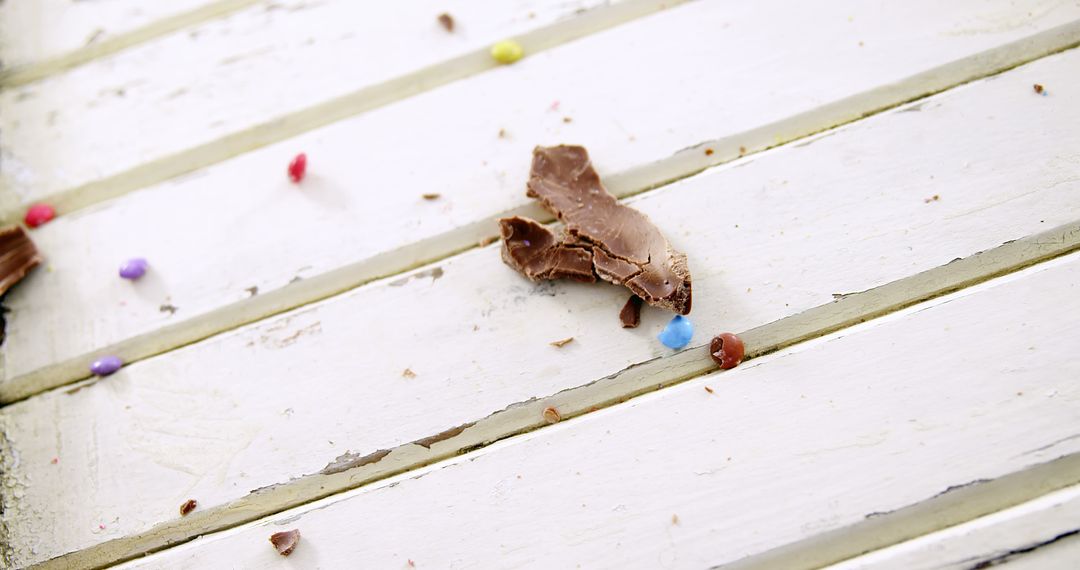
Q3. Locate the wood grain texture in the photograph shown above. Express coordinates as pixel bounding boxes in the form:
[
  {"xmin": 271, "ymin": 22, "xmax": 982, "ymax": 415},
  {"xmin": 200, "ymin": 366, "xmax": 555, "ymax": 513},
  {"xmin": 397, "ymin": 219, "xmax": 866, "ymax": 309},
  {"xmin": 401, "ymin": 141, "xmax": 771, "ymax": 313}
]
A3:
[
  {"xmin": 0, "ymin": 0, "xmax": 261, "ymax": 87},
  {"xmin": 3, "ymin": 48, "xmax": 1079, "ymax": 568},
  {"xmin": 0, "ymin": 0, "xmax": 668, "ymax": 215},
  {"xmin": 110, "ymin": 252, "xmax": 1080, "ymax": 570},
  {"xmin": 7, "ymin": 1, "xmax": 1080, "ymax": 400},
  {"xmin": 823, "ymin": 485, "xmax": 1080, "ymax": 570}
]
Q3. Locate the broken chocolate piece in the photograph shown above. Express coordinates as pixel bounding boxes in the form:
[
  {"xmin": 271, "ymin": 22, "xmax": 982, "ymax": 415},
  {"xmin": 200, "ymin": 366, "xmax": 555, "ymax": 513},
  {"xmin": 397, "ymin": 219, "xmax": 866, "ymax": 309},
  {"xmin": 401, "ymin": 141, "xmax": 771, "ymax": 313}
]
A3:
[
  {"xmin": 499, "ymin": 146, "xmax": 692, "ymax": 314},
  {"xmin": 619, "ymin": 295, "xmax": 643, "ymax": 328},
  {"xmin": 499, "ymin": 217, "xmax": 596, "ymax": 283},
  {"xmin": 0, "ymin": 226, "xmax": 41, "ymax": 296},
  {"xmin": 270, "ymin": 529, "xmax": 301, "ymax": 556}
]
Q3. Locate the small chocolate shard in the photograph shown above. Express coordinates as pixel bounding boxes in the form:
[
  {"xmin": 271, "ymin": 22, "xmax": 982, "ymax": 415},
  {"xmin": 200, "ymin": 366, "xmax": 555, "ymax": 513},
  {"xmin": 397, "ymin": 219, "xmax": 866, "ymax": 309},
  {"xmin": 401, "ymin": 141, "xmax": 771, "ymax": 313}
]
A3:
[
  {"xmin": 499, "ymin": 146, "xmax": 692, "ymax": 314},
  {"xmin": 437, "ymin": 13, "xmax": 454, "ymax": 32},
  {"xmin": 179, "ymin": 499, "xmax": 197, "ymax": 516},
  {"xmin": 269, "ymin": 529, "xmax": 300, "ymax": 556},
  {"xmin": 0, "ymin": 226, "xmax": 42, "ymax": 296},
  {"xmin": 619, "ymin": 295, "xmax": 643, "ymax": 328}
]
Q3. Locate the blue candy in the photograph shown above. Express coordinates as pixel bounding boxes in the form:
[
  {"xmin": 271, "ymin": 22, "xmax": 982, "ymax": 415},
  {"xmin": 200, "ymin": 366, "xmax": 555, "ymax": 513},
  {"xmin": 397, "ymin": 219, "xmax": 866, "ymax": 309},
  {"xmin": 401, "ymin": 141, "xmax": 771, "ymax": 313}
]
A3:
[{"xmin": 658, "ymin": 315, "xmax": 693, "ymax": 349}]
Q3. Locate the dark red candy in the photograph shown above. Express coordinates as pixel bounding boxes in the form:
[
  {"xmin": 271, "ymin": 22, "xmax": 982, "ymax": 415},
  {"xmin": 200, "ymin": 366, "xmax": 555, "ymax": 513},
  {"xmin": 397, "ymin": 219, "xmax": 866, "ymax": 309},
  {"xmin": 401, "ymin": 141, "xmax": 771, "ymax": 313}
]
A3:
[{"xmin": 710, "ymin": 333, "xmax": 745, "ymax": 369}]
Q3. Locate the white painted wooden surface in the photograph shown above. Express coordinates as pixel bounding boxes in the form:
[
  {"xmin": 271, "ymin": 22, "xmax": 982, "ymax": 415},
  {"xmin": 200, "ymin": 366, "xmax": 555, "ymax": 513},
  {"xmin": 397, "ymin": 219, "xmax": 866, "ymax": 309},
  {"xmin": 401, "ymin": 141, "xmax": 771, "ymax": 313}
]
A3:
[
  {"xmin": 0, "ymin": 0, "xmax": 226, "ymax": 73},
  {"xmin": 0, "ymin": 0, "xmax": 646, "ymax": 213},
  {"xmin": 111, "ymin": 252, "xmax": 1080, "ymax": 569},
  {"xmin": 824, "ymin": 485, "xmax": 1080, "ymax": 570},
  {"xmin": 7, "ymin": 0, "xmax": 1080, "ymax": 401},
  {"xmin": 4, "ymin": 47, "xmax": 1079, "ymax": 567}
]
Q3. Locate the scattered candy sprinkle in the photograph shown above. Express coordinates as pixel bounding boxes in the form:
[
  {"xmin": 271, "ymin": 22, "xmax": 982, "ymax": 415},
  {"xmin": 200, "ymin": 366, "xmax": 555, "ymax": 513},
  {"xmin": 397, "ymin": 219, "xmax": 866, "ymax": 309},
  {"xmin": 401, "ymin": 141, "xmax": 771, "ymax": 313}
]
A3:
[
  {"xmin": 490, "ymin": 40, "xmax": 524, "ymax": 64},
  {"xmin": 118, "ymin": 258, "xmax": 149, "ymax": 280},
  {"xmin": 710, "ymin": 333, "xmax": 745, "ymax": 369},
  {"xmin": 24, "ymin": 204, "xmax": 56, "ymax": 228},
  {"xmin": 288, "ymin": 153, "xmax": 307, "ymax": 183},
  {"xmin": 90, "ymin": 355, "xmax": 123, "ymax": 376},
  {"xmin": 658, "ymin": 315, "xmax": 693, "ymax": 349}
]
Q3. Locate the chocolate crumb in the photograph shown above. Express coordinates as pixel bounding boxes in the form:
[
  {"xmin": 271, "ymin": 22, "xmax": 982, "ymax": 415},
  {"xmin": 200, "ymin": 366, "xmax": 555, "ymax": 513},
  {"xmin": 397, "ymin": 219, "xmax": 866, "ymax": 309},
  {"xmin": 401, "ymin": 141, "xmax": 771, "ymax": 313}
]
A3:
[
  {"xmin": 421, "ymin": 193, "xmax": 441, "ymax": 200},
  {"xmin": 704, "ymin": 148, "xmax": 714, "ymax": 156},
  {"xmin": 1033, "ymin": 83, "xmax": 1044, "ymax": 94},
  {"xmin": 563, "ymin": 117, "xmax": 573, "ymax": 123},
  {"xmin": 704, "ymin": 386, "xmax": 714, "ymax": 394},
  {"xmin": 269, "ymin": 529, "xmax": 300, "ymax": 556},
  {"xmin": 499, "ymin": 146, "xmax": 692, "ymax": 315},
  {"xmin": 437, "ymin": 13, "xmax": 454, "ymax": 32},
  {"xmin": 245, "ymin": 286, "xmax": 259, "ymax": 297},
  {"xmin": 739, "ymin": 146, "xmax": 747, "ymax": 156},
  {"xmin": 550, "ymin": 337, "xmax": 574, "ymax": 348},
  {"xmin": 924, "ymin": 194, "xmax": 940, "ymax": 203},
  {"xmin": 619, "ymin": 295, "xmax": 643, "ymax": 328},
  {"xmin": 179, "ymin": 499, "xmax": 197, "ymax": 516},
  {"xmin": 159, "ymin": 303, "xmax": 178, "ymax": 315},
  {"xmin": 672, "ymin": 514, "xmax": 679, "ymax": 525},
  {"xmin": 402, "ymin": 368, "xmax": 416, "ymax": 378},
  {"xmin": 498, "ymin": 128, "xmax": 507, "ymax": 138},
  {"xmin": 542, "ymin": 407, "xmax": 561, "ymax": 424},
  {"xmin": 0, "ymin": 226, "xmax": 42, "ymax": 296}
]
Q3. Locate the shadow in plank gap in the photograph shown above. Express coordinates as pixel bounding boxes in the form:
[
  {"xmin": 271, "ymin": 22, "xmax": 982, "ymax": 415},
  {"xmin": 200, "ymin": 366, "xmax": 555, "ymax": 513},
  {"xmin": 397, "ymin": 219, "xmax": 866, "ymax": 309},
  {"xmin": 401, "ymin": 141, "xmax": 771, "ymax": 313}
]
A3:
[
  {"xmin": 0, "ymin": 0, "xmax": 263, "ymax": 88},
  {"xmin": 108, "ymin": 251, "xmax": 1080, "ymax": 569},
  {"xmin": 820, "ymin": 485, "xmax": 1080, "ymax": 570},
  {"xmin": 4, "ymin": 5, "xmax": 1080, "ymax": 402}
]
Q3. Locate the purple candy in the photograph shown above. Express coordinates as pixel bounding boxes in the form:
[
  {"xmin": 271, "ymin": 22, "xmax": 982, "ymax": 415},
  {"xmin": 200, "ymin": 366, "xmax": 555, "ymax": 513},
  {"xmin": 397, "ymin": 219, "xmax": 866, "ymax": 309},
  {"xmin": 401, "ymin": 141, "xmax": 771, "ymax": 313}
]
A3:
[
  {"xmin": 90, "ymin": 355, "xmax": 123, "ymax": 376},
  {"xmin": 119, "ymin": 258, "xmax": 149, "ymax": 280}
]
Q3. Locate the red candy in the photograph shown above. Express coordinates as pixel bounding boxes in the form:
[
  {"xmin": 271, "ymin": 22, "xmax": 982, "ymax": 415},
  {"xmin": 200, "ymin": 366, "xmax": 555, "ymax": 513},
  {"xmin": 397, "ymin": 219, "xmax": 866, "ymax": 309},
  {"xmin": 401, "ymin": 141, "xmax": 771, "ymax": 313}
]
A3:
[
  {"xmin": 287, "ymin": 153, "xmax": 307, "ymax": 183},
  {"xmin": 710, "ymin": 333, "xmax": 745, "ymax": 370},
  {"xmin": 24, "ymin": 203, "xmax": 56, "ymax": 228}
]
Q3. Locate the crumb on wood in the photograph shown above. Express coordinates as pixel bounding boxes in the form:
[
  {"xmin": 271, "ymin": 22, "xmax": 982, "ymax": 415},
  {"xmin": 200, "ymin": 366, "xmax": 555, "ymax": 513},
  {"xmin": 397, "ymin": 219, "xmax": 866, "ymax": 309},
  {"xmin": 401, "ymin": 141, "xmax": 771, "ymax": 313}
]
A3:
[
  {"xmin": 672, "ymin": 514, "xmax": 679, "ymax": 525},
  {"xmin": 542, "ymin": 407, "xmax": 561, "ymax": 424},
  {"xmin": 245, "ymin": 286, "xmax": 259, "ymax": 297},
  {"xmin": 50, "ymin": 457, "xmax": 59, "ymax": 464},
  {"xmin": 408, "ymin": 560, "xmax": 416, "ymax": 568},
  {"xmin": 550, "ymin": 337, "xmax": 574, "ymax": 348},
  {"xmin": 270, "ymin": 529, "xmax": 301, "ymax": 556},
  {"xmin": 704, "ymin": 386, "xmax": 714, "ymax": 394},
  {"xmin": 498, "ymin": 128, "xmax": 507, "ymax": 138},
  {"xmin": 704, "ymin": 148, "xmax": 714, "ymax": 156},
  {"xmin": 422, "ymin": 193, "xmax": 441, "ymax": 200},
  {"xmin": 563, "ymin": 116, "xmax": 573, "ymax": 123},
  {"xmin": 179, "ymin": 499, "xmax": 197, "ymax": 516},
  {"xmin": 437, "ymin": 13, "xmax": 454, "ymax": 32},
  {"xmin": 159, "ymin": 303, "xmax": 178, "ymax": 315},
  {"xmin": 739, "ymin": 146, "xmax": 747, "ymax": 156},
  {"xmin": 402, "ymin": 368, "xmax": 417, "ymax": 379},
  {"xmin": 1033, "ymin": 83, "xmax": 1045, "ymax": 94},
  {"xmin": 924, "ymin": 194, "xmax": 940, "ymax": 203}
]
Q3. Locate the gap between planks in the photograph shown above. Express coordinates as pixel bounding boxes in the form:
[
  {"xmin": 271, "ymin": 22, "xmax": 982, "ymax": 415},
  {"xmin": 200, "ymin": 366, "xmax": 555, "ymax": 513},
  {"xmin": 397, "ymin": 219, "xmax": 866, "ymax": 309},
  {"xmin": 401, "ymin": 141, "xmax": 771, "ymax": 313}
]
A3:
[
  {"xmin": 29, "ymin": 223, "xmax": 1080, "ymax": 570},
  {"xmin": 719, "ymin": 455, "xmax": 1080, "ymax": 570},
  {"xmin": 0, "ymin": 0, "xmax": 686, "ymax": 223},
  {"xmin": 5, "ymin": 27, "xmax": 1080, "ymax": 404},
  {"xmin": 0, "ymin": 0, "xmax": 263, "ymax": 88}
]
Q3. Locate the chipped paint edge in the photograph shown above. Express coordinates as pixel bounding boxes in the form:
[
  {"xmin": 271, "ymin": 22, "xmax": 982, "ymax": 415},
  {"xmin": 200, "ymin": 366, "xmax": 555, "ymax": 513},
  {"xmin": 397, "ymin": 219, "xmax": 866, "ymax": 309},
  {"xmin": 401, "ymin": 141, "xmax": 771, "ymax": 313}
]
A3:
[{"xmin": 28, "ymin": 222, "xmax": 1080, "ymax": 570}]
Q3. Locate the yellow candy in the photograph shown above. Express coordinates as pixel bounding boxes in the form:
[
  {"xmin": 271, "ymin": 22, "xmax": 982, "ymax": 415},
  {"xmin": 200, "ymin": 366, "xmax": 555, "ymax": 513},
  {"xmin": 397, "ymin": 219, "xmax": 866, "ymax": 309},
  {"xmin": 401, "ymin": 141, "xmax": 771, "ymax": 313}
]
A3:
[{"xmin": 490, "ymin": 40, "xmax": 524, "ymax": 64}]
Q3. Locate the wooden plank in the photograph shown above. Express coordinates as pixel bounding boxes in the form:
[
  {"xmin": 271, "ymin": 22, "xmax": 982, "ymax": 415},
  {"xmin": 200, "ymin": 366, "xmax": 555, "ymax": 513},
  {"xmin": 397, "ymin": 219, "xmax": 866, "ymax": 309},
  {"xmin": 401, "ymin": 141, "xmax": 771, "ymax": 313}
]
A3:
[
  {"xmin": 0, "ymin": 0, "xmax": 260, "ymax": 87},
  {"xmin": 0, "ymin": 0, "xmax": 669, "ymax": 216},
  {"xmin": 6, "ymin": 3, "xmax": 1080, "ymax": 400},
  {"xmin": 822, "ymin": 486, "xmax": 1080, "ymax": 570},
  {"xmin": 109, "ymin": 252, "xmax": 1080, "ymax": 570},
  {"xmin": 3, "ymin": 48, "xmax": 1080, "ymax": 568}
]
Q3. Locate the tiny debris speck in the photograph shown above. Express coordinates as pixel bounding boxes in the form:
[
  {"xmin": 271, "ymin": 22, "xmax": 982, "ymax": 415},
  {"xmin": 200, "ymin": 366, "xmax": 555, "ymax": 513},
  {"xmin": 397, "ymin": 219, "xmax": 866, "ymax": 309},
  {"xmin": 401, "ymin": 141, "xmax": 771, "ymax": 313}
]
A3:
[{"xmin": 550, "ymin": 337, "xmax": 574, "ymax": 348}]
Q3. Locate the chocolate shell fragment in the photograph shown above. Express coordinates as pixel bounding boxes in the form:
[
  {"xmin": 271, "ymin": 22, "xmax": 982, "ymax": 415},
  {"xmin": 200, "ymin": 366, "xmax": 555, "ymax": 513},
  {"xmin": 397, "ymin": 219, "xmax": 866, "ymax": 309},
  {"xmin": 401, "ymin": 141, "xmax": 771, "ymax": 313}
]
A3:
[
  {"xmin": 619, "ymin": 295, "xmax": 643, "ymax": 328},
  {"xmin": 499, "ymin": 146, "xmax": 692, "ymax": 314},
  {"xmin": 0, "ymin": 226, "xmax": 42, "ymax": 296},
  {"xmin": 269, "ymin": 529, "xmax": 301, "ymax": 556}
]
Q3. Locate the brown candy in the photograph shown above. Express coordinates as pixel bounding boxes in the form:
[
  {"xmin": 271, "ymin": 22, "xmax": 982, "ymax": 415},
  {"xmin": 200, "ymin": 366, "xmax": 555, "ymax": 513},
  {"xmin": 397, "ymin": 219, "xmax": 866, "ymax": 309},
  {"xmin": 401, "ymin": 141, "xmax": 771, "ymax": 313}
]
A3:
[
  {"xmin": 710, "ymin": 333, "xmax": 745, "ymax": 369},
  {"xmin": 499, "ymin": 146, "xmax": 692, "ymax": 314}
]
